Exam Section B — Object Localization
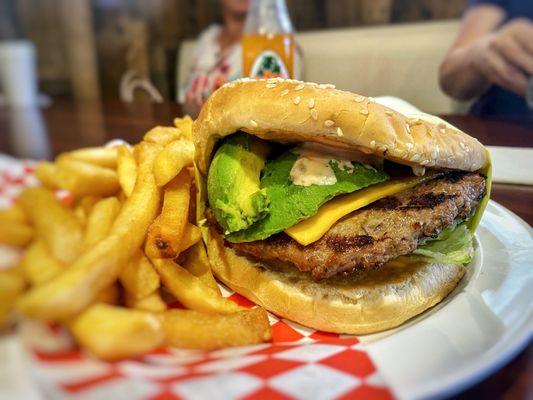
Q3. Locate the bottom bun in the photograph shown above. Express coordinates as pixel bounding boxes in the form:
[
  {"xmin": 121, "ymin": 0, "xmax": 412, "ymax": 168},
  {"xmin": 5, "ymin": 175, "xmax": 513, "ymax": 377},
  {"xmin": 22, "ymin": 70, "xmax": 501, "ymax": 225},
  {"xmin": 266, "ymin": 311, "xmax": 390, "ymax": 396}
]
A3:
[{"xmin": 207, "ymin": 228, "xmax": 466, "ymax": 334}]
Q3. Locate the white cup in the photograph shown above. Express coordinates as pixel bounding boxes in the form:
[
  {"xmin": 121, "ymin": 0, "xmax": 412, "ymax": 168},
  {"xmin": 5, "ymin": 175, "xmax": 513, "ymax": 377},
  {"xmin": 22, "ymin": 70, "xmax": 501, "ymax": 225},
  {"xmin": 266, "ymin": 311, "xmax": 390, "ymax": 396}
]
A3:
[
  {"xmin": 0, "ymin": 40, "xmax": 39, "ymax": 106},
  {"xmin": 9, "ymin": 107, "xmax": 51, "ymax": 159}
]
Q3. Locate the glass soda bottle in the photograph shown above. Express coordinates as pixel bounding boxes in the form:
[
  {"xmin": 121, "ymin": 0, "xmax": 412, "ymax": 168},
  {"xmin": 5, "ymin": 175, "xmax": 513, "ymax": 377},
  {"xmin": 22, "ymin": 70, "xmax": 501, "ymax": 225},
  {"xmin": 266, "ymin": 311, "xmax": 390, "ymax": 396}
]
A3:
[{"xmin": 242, "ymin": 0, "xmax": 295, "ymax": 79}]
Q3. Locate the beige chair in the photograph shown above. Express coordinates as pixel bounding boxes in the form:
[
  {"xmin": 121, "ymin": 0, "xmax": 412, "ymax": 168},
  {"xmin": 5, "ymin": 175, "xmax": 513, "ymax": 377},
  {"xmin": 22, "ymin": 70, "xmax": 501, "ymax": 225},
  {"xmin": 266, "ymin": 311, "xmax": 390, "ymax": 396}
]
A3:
[{"xmin": 177, "ymin": 20, "xmax": 467, "ymax": 114}]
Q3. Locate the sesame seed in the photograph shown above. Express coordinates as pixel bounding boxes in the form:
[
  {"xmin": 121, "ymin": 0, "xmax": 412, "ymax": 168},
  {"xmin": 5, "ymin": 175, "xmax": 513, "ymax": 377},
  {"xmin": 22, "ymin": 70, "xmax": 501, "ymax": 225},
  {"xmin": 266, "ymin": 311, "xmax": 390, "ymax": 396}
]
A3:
[
  {"xmin": 409, "ymin": 118, "xmax": 420, "ymax": 125},
  {"xmin": 370, "ymin": 140, "xmax": 376, "ymax": 148},
  {"xmin": 439, "ymin": 128, "xmax": 446, "ymax": 134},
  {"xmin": 308, "ymin": 98, "xmax": 315, "ymax": 108},
  {"xmin": 267, "ymin": 78, "xmax": 277, "ymax": 83},
  {"xmin": 355, "ymin": 96, "xmax": 365, "ymax": 102},
  {"xmin": 385, "ymin": 110, "xmax": 393, "ymax": 116},
  {"xmin": 295, "ymin": 83, "xmax": 305, "ymax": 91},
  {"xmin": 421, "ymin": 160, "xmax": 429, "ymax": 166},
  {"xmin": 294, "ymin": 96, "xmax": 301, "ymax": 105},
  {"xmin": 250, "ymin": 119, "xmax": 258, "ymax": 128},
  {"xmin": 266, "ymin": 83, "xmax": 276, "ymax": 88},
  {"xmin": 367, "ymin": 97, "xmax": 375, "ymax": 103},
  {"xmin": 336, "ymin": 127, "xmax": 344, "ymax": 136},
  {"xmin": 406, "ymin": 143, "xmax": 414, "ymax": 149},
  {"xmin": 360, "ymin": 109, "xmax": 369, "ymax": 115},
  {"xmin": 378, "ymin": 145, "xmax": 387, "ymax": 152},
  {"xmin": 318, "ymin": 83, "xmax": 336, "ymax": 89},
  {"xmin": 411, "ymin": 154, "xmax": 421, "ymax": 162},
  {"xmin": 459, "ymin": 142, "xmax": 466, "ymax": 150},
  {"xmin": 406, "ymin": 124, "xmax": 411, "ymax": 134},
  {"xmin": 280, "ymin": 89, "xmax": 289, "ymax": 96},
  {"xmin": 310, "ymin": 109, "xmax": 319, "ymax": 120},
  {"xmin": 324, "ymin": 119, "xmax": 335, "ymax": 127}
]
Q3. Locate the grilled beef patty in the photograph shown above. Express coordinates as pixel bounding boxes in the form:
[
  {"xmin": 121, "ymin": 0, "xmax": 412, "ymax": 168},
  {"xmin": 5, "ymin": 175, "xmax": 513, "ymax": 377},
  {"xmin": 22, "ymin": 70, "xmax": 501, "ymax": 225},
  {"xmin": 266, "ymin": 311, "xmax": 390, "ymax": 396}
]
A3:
[{"xmin": 227, "ymin": 171, "xmax": 486, "ymax": 279}]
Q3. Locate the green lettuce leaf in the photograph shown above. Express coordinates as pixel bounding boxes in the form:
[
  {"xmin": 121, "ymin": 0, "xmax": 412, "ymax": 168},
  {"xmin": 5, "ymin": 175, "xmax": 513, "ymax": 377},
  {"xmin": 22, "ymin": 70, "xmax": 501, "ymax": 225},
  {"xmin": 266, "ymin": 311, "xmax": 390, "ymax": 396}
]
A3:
[
  {"xmin": 227, "ymin": 151, "xmax": 389, "ymax": 242},
  {"xmin": 413, "ymin": 223, "xmax": 473, "ymax": 265}
]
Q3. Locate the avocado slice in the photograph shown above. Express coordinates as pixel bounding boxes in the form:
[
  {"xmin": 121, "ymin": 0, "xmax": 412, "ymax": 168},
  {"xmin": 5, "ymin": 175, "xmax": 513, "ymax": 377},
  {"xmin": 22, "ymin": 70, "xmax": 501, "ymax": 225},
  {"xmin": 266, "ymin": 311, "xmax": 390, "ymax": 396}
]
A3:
[{"xmin": 207, "ymin": 133, "xmax": 271, "ymax": 234}]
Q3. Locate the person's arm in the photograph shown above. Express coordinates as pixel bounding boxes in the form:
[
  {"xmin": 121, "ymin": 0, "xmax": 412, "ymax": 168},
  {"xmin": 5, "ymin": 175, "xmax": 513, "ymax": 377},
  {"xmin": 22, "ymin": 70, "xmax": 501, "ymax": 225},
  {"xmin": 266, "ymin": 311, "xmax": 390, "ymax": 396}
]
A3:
[{"xmin": 439, "ymin": 5, "xmax": 533, "ymax": 100}]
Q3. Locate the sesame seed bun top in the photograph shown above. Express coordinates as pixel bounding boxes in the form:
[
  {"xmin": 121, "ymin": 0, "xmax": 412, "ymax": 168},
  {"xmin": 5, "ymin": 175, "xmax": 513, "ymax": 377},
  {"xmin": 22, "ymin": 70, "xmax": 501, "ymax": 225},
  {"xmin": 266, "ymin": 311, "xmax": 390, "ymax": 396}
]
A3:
[{"xmin": 193, "ymin": 78, "xmax": 487, "ymax": 174}]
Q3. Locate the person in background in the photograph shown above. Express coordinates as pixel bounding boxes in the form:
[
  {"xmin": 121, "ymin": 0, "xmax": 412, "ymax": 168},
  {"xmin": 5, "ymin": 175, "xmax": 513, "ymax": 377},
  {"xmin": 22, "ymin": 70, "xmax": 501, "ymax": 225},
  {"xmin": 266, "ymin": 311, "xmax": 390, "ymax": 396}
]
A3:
[
  {"xmin": 180, "ymin": 0, "xmax": 302, "ymax": 117},
  {"xmin": 439, "ymin": 0, "xmax": 533, "ymax": 118},
  {"xmin": 180, "ymin": 0, "xmax": 248, "ymax": 117}
]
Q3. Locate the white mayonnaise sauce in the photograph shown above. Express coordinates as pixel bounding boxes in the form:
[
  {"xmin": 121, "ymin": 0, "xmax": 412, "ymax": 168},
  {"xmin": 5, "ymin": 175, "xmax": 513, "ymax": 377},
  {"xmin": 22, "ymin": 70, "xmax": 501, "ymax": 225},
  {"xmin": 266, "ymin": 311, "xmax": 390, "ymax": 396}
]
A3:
[
  {"xmin": 290, "ymin": 155, "xmax": 337, "ymax": 186},
  {"xmin": 289, "ymin": 144, "xmax": 378, "ymax": 187},
  {"xmin": 294, "ymin": 143, "xmax": 383, "ymax": 167}
]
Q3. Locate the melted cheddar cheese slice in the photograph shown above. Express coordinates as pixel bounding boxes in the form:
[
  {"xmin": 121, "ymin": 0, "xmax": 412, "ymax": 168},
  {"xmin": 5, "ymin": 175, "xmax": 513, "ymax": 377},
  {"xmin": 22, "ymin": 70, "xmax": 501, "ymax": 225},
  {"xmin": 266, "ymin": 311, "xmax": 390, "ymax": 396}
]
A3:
[{"xmin": 285, "ymin": 173, "xmax": 437, "ymax": 246}]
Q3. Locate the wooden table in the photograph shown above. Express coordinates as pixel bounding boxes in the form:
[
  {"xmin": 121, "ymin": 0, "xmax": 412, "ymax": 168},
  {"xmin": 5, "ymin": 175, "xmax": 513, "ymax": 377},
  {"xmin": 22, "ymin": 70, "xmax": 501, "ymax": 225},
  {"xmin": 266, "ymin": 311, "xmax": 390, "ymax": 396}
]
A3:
[{"xmin": 0, "ymin": 101, "xmax": 531, "ymax": 399}]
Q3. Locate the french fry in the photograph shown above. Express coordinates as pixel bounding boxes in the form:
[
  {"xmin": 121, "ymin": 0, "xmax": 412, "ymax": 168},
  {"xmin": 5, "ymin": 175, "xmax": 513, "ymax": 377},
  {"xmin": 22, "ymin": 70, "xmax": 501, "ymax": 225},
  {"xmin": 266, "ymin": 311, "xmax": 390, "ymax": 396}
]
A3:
[
  {"xmin": 82, "ymin": 197, "xmax": 120, "ymax": 250},
  {"xmin": 78, "ymin": 195, "xmax": 101, "ymax": 215},
  {"xmin": 73, "ymin": 196, "xmax": 101, "ymax": 227},
  {"xmin": 34, "ymin": 161, "xmax": 59, "ymax": 189},
  {"xmin": 126, "ymin": 291, "xmax": 167, "ymax": 313},
  {"xmin": 161, "ymin": 308, "xmax": 271, "ymax": 350},
  {"xmin": 20, "ymin": 240, "xmax": 64, "ymax": 285},
  {"xmin": 116, "ymin": 145, "xmax": 137, "ymax": 197},
  {"xmin": 17, "ymin": 142, "xmax": 161, "ymax": 321},
  {"xmin": 59, "ymin": 147, "xmax": 118, "ymax": 169},
  {"xmin": 145, "ymin": 171, "xmax": 191, "ymax": 258},
  {"xmin": 153, "ymin": 139, "xmax": 195, "ymax": 187},
  {"xmin": 19, "ymin": 188, "xmax": 83, "ymax": 264},
  {"xmin": 73, "ymin": 205, "xmax": 87, "ymax": 226},
  {"xmin": 176, "ymin": 223, "xmax": 202, "ymax": 253},
  {"xmin": 143, "ymin": 126, "xmax": 181, "ymax": 146},
  {"xmin": 69, "ymin": 304, "xmax": 164, "ymax": 360},
  {"xmin": 55, "ymin": 158, "xmax": 120, "ymax": 197},
  {"xmin": 0, "ymin": 220, "xmax": 34, "ymax": 246},
  {"xmin": 0, "ymin": 204, "xmax": 28, "ymax": 224},
  {"xmin": 95, "ymin": 284, "xmax": 120, "ymax": 305},
  {"xmin": 173, "ymin": 115, "xmax": 193, "ymax": 141},
  {"xmin": 182, "ymin": 242, "xmax": 219, "ymax": 293},
  {"xmin": 119, "ymin": 250, "xmax": 160, "ymax": 300},
  {"xmin": 153, "ymin": 258, "xmax": 242, "ymax": 314},
  {"xmin": 0, "ymin": 268, "xmax": 26, "ymax": 328}
]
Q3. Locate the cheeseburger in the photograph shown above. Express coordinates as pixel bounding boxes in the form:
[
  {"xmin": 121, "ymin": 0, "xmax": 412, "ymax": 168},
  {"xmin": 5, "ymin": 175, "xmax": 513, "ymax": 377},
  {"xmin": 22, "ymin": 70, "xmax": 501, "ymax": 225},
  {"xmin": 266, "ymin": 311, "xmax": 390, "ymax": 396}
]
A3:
[{"xmin": 193, "ymin": 78, "xmax": 491, "ymax": 334}]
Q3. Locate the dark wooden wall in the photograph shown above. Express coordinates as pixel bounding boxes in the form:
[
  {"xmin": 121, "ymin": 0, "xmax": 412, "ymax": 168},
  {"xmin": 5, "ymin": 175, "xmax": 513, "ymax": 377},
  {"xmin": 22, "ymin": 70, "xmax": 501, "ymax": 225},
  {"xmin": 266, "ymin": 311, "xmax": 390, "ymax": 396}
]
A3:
[{"xmin": 0, "ymin": 0, "xmax": 467, "ymax": 101}]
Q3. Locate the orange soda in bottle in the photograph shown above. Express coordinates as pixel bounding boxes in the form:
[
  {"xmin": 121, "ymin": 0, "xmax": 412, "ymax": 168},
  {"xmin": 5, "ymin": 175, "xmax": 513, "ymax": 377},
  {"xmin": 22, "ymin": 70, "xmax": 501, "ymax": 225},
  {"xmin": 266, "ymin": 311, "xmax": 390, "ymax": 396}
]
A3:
[{"xmin": 242, "ymin": 0, "xmax": 296, "ymax": 79}]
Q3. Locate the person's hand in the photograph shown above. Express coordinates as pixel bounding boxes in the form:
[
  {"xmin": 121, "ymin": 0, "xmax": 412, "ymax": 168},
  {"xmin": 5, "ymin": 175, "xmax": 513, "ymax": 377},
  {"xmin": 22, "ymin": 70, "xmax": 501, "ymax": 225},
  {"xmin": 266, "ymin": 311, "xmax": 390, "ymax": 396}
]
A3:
[{"xmin": 472, "ymin": 18, "xmax": 533, "ymax": 97}]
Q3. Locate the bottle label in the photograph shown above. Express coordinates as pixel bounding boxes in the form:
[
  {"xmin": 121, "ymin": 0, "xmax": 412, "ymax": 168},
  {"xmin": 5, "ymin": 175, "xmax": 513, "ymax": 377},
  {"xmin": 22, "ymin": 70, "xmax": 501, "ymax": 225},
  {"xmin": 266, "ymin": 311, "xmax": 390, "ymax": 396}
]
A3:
[{"xmin": 249, "ymin": 50, "xmax": 289, "ymax": 79}]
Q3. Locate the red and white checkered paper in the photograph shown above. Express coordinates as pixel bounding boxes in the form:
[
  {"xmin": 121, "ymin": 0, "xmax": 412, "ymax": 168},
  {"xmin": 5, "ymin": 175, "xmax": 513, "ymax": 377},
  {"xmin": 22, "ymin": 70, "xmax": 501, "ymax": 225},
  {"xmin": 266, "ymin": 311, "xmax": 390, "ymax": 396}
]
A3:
[{"xmin": 0, "ymin": 155, "xmax": 393, "ymax": 400}]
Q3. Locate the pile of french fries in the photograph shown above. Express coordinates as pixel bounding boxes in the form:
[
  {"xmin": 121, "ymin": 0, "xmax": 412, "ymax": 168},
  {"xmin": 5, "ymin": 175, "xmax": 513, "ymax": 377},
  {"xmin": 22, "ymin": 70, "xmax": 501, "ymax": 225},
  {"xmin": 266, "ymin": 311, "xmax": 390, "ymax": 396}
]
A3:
[{"xmin": 0, "ymin": 117, "xmax": 271, "ymax": 360}]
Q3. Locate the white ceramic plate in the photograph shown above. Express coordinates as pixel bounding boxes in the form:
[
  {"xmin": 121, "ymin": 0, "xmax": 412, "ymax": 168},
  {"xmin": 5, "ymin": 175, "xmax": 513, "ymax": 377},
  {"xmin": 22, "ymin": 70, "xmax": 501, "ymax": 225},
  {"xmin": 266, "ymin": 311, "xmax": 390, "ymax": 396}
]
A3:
[{"xmin": 361, "ymin": 200, "xmax": 533, "ymax": 399}]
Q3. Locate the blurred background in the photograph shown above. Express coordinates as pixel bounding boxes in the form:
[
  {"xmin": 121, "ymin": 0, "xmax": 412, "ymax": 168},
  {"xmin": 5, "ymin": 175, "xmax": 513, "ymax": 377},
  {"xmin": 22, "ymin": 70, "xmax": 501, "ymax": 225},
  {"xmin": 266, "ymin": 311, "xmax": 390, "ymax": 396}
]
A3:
[{"xmin": 0, "ymin": 0, "xmax": 468, "ymax": 110}]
